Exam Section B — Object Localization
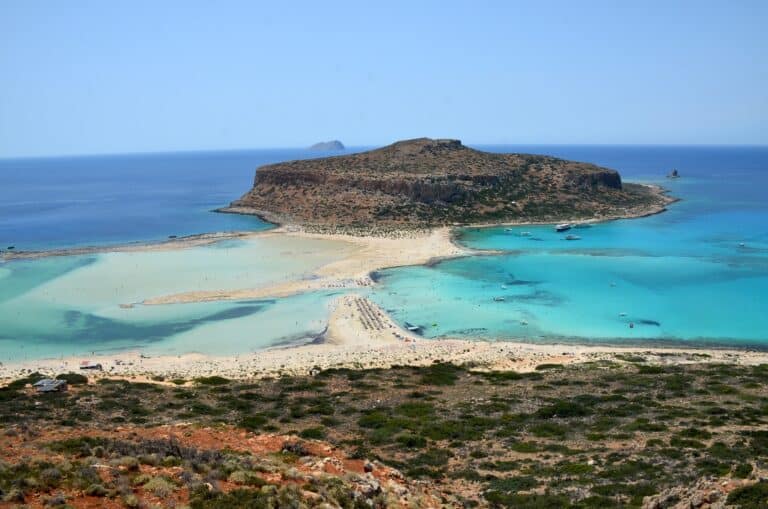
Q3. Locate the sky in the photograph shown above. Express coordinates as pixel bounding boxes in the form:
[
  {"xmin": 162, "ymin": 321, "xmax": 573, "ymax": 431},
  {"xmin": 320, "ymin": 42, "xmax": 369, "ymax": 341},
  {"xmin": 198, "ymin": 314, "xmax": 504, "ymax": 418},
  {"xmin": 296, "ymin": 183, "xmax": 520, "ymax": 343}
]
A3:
[{"xmin": 1, "ymin": 1, "xmax": 766, "ymax": 157}]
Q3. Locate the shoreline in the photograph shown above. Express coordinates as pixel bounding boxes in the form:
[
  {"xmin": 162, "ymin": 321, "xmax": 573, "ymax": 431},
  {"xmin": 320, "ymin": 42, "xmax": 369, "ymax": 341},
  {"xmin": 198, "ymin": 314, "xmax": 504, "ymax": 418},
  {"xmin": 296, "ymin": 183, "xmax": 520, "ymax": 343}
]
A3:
[
  {"xmin": 1, "ymin": 180, "xmax": 738, "ymax": 385},
  {"xmin": 2, "ymin": 181, "xmax": 674, "ymax": 261},
  {"xmin": 2, "ymin": 293, "xmax": 767, "ymax": 385},
  {"xmin": 0, "ymin": 230, "xmax": 268, "ymax": 261},
  {"xmin": 216, "ymin": 183, "xmax": 677, "ymax": 232},
  {"xmin": 455, "ymin": 183, "xmax": 679, "ymax": 231},
  {"xmin": 140, "ymin": 226, "xmax": 469, "ymax": 305}
]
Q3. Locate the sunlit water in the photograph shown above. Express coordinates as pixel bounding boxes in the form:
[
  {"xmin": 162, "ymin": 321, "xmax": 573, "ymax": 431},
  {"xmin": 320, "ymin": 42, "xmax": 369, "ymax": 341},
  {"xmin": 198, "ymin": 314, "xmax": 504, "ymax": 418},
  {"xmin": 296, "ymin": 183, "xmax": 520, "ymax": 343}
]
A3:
[
  {"xmin": 0, "ymin": 236, "xmax": 354, "ymax": 361},
  {"xmin": 0, "ymin": 148, "xmax": 360, "ymax": 250},
  {"xmin": 369, "ymin": 146, "xmax": 768, "ymax": 347},
  {"xmin": 1, "ymin": 145, "xmax": 766, "ymax": 360}
]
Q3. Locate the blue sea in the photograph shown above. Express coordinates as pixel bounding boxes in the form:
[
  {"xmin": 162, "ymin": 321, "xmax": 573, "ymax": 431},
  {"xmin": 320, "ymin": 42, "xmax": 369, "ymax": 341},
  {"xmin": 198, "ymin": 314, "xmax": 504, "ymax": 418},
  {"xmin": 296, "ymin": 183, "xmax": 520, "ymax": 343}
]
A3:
[
  {"xmin": 1, "ymin": 145, "xmax": 766, "ymax": 361},
  {"xmin": 0, "ymin": 148, "xmax": 362, "ymax": 250}
]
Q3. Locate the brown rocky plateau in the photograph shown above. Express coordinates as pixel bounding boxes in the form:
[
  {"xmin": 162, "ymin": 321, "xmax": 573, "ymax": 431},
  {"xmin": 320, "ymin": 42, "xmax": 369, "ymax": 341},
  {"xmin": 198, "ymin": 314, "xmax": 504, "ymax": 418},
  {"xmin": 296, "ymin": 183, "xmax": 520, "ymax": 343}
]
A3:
[{"xmin": 223, "ymin": 138, "xmax": 673, "ymax": 229}]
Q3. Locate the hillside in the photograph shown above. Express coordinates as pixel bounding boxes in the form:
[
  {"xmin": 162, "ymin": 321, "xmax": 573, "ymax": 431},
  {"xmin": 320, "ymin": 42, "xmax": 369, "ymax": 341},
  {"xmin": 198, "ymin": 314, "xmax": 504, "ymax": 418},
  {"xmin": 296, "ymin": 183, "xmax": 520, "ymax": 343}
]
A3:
[
  {"xmin": 1, "ymin": 360, "xmax": 766, "ymax": 507},
  {"xmin": 223, "ymin": 138, "xmax": 673, "ymax": 229}
]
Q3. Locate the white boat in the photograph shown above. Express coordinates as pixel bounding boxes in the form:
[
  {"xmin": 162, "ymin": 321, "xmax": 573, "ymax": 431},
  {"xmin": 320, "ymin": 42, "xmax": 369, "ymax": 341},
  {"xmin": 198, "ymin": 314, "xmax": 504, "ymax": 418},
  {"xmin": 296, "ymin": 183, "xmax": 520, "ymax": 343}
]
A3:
[
  {"xmin": 565, "ymin": 234, "xmax": 581, "ymax": 241},
  {"xmin": 555, "ymin": 223, "xmax": 571, "ymax": 232}
]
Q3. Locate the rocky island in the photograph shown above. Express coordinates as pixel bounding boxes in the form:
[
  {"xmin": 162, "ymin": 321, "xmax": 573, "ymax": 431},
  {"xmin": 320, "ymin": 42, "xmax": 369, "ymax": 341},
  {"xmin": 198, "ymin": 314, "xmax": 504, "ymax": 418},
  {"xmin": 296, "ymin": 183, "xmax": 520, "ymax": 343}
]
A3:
[
  {"xmin": 224, "ymin": 138, "xmax": 673, "ymax": 230},
  {"xmin": 308, "ymin": 140, "xmax": 345, "ymax": 151}
]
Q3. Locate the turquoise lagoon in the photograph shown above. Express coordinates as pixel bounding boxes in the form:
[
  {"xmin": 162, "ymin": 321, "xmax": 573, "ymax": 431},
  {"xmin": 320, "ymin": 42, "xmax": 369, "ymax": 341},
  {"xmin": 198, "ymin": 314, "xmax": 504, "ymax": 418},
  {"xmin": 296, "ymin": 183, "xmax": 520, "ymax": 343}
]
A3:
[
  {"xmin": 370, "ymin": 146, "xmax": 768, "ymax": 347},
  {"xmin": 1, "ymin": 145, "xmax": 766, "ymax": 360},
  {"xmin": 0, "ymin": 236, "xmax": 354, "ymax": 361}
]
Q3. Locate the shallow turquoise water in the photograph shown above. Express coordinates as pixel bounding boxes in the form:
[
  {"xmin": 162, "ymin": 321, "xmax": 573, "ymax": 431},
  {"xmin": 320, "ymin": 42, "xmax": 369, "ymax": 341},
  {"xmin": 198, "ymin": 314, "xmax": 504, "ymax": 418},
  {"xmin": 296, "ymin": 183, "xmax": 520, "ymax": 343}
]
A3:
[
  {"xmin": 0, "ymin": 236, "xmax": 353, "ymax": 361},
  {"xmin": 1, "ymin": 145, "xmax": 766, "ymax": 360},
  {"xmin": 369, "ymin": 146, "xmax": 768, "ymax": 347}
]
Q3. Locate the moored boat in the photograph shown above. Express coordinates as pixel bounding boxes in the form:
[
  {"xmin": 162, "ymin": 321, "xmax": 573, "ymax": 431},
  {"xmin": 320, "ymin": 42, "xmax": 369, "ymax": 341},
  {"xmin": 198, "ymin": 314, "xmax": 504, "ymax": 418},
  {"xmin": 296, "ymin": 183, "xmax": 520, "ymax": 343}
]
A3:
[{"xmin": 555, "ymin": 223, "xmax": 571, "ymax": 232}]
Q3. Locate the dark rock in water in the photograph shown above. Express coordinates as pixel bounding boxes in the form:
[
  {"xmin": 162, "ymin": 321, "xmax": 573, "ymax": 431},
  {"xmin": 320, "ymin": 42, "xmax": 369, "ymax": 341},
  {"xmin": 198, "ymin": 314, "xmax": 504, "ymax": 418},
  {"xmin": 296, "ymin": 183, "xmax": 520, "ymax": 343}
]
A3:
[
  {"xmin": 309, "ymin": 140, "xmax": 345, "ymax": 151},
  {"xmin": 168, "ymin": 235, "xmax": 177, "ymax": 239},
  {"xmin": 404, "ymin": 322, "xmax": 424, "ymax": 335},
  {"xmin": 6, "ymin": 246, "xmax": 14, "ymax": 250},
  {"xmin": 443, "ymin": 327, "xmax": 488, "ymax": 336},
  {"xmin": 638, "ymin": 319, "xmax": 661, "ymax": 326},
  {"xmin": 667, "ymin": 169, "xmax": 680, "ymax": 178},
  {"xmin": 505, "ymin": 279, "xmax": 540, "ymax": 286}
]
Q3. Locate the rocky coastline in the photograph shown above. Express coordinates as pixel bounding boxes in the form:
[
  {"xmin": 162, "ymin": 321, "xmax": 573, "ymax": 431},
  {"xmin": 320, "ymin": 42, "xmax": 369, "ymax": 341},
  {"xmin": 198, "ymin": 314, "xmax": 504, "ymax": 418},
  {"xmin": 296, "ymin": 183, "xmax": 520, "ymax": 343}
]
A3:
[{"xmin": 222, "ymin": 138, "xmax": 675, "ymax": 230}]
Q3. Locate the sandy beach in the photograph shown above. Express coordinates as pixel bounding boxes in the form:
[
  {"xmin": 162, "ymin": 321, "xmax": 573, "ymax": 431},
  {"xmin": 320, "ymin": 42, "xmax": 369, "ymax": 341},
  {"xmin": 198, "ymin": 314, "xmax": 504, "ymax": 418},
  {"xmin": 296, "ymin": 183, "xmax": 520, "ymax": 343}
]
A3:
[
  {"xmin": 140, "ymin": 226, "xmax": 469, "ymax": 305},
  {"xmin": 2, "ymin": 292, "xmax": 767, "ymax": 385},
  {"xmin": 2, "ymin": 197, "xmax": 764, "ymax": 386},
  {"xmin": 0, "ymin": 231, "xmax": 258, "ymax": 260}
]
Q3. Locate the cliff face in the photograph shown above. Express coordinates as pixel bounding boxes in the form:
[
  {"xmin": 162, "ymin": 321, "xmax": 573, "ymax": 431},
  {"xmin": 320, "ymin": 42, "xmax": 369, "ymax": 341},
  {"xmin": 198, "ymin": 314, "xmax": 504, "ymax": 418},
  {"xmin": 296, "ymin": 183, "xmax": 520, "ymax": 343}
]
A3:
[{"xmin": 226, "ymin": 138, "xmax": 668, "ymax": 227}]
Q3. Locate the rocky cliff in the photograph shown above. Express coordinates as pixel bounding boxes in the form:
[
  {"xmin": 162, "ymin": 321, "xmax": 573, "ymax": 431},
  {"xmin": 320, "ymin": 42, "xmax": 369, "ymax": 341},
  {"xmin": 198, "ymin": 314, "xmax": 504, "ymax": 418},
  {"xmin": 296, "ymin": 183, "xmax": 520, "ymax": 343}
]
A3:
[{"xmin": 225, "ymin": 138, "xmax": 671, "ymax": 228}]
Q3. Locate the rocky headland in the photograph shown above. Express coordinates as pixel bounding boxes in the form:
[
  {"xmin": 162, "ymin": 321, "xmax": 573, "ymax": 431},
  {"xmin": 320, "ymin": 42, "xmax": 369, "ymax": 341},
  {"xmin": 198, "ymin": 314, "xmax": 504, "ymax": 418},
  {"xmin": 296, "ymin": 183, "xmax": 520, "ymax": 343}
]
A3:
[
  {"xmin": 308, "ymin": 140, "xmax": 345, "ymax": 151},
  {"xmin": 223, "ymin": 138, "xmax": 674, "ymax": 230}
]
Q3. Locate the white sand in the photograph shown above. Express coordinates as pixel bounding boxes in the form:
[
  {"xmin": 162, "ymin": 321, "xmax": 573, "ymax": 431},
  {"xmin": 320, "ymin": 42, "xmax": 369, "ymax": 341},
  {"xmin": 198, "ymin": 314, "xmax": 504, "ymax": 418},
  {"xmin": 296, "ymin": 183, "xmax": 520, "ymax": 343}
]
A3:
[
  {"xmin": 2, "ymin": 214, "xmax": 763, "ymax": 387},
  {"xmin": 141, "ymin": 227, "xmax": 467, "ymax": 305},
  {"xmin": 2, "ymin": 293, "xmax": 766, "ymax": 385}
]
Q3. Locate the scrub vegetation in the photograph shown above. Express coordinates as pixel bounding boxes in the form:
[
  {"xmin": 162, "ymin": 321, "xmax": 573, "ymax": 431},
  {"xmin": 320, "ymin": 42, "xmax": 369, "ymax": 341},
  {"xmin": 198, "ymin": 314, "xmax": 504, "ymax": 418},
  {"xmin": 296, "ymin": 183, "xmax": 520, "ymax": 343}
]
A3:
[{"xmin": 1, "ymin": 359, "xmax": 767, "ymax": 507}]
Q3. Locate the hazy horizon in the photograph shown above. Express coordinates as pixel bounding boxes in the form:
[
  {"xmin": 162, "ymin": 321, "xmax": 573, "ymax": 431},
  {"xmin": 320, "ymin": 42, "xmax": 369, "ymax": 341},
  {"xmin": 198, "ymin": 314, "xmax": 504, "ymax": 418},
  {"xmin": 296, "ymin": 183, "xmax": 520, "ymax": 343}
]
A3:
[{"xmin": 2, "ymin": 141, "xmax": 768, "ymax": 162}]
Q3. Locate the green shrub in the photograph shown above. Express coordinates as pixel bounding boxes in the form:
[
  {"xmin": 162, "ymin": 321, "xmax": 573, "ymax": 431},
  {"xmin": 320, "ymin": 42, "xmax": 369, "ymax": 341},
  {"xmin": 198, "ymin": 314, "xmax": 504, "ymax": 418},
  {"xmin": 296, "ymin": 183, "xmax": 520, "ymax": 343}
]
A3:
[
  {"xmin": 535, "ymin": 400, "xmax": 591, "ymax": 419},
  {"xmin": 419, "ymin": 362, "xmax": 463, "ymax": 386},
  {"xmin": 143, "ymin": 476, "xmax": 176, "ymax": 498},
  {"xmin": 733, "ymin": 462, "xmax": 753, "ymax": 479},
  {"xmin": 228, "ymin": 470, "xmax": 266, "ymax": 487},
  {"xmin": 529, "ymin": 422, "xmax": 567, "ymax": 438},
  {"xmin": 484, "ymin": 492, "xmax": 570, "ymax": 508},
  {"xmin": 396, "ymin": 434, "xmax": 427, "ymax": 449},
  {"xmin": 194, "ymin": 376, "xmax": 230, "ymax": 386},
  {"xmin": 637, "ymin": 365, "xmax": 665, "ymax": 375},
  {"xmin": 55, "ymin": 373, "xmax": 88, "ymax": 385},
  {"xmin": 396, "ymin": 402, "xmax": 435, "ymax": 418},
  {"xmin": 299, "ymin": 427, "xmax": 326, "ymax": 439},
  {"xmin": 239, "ymin": 414, "xmax": 268, "ymax": 431},
  {"xmin": 84, "ymin": 483, "xmax": 108, "ymax": 496},
  {"xmin": 487, "ymin": 475, "xmax": 538, "ymax": 493},
  {"xmin": 726, "ymin": 481, "xmax": 768, "ymax": 508}
]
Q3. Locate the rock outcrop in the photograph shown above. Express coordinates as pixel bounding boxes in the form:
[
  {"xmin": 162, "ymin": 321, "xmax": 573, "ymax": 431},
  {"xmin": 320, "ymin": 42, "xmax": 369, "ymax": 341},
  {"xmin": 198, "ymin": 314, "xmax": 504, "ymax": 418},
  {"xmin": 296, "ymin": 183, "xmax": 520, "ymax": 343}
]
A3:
[
  {"xmin": 225, "ymin": 138, "xmax": 672, "ymax": 228},
  {"xmin": 308, "ymin": 140, "xmax": 345, "ymax": 151}
]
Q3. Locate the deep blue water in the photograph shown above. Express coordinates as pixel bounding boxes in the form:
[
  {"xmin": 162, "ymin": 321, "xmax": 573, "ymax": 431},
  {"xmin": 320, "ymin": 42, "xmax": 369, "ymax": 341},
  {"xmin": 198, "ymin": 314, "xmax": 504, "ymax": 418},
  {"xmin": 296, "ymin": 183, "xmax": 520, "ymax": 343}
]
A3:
[{"xmin": 0, "ymin": 148, "xmax": 359, "ymax": 250}]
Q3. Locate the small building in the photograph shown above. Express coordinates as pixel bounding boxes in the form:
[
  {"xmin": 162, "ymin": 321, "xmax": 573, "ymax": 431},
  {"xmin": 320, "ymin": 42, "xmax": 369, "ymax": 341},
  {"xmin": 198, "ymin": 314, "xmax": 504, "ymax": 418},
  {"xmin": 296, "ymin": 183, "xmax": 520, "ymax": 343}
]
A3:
[
  {"xmin": 32, "ymin": 379, "xmax": 68, "ymax": 393},
  {"xmin": 79, "ymin": 361, "xmax": 103, "ymax": 370}
]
